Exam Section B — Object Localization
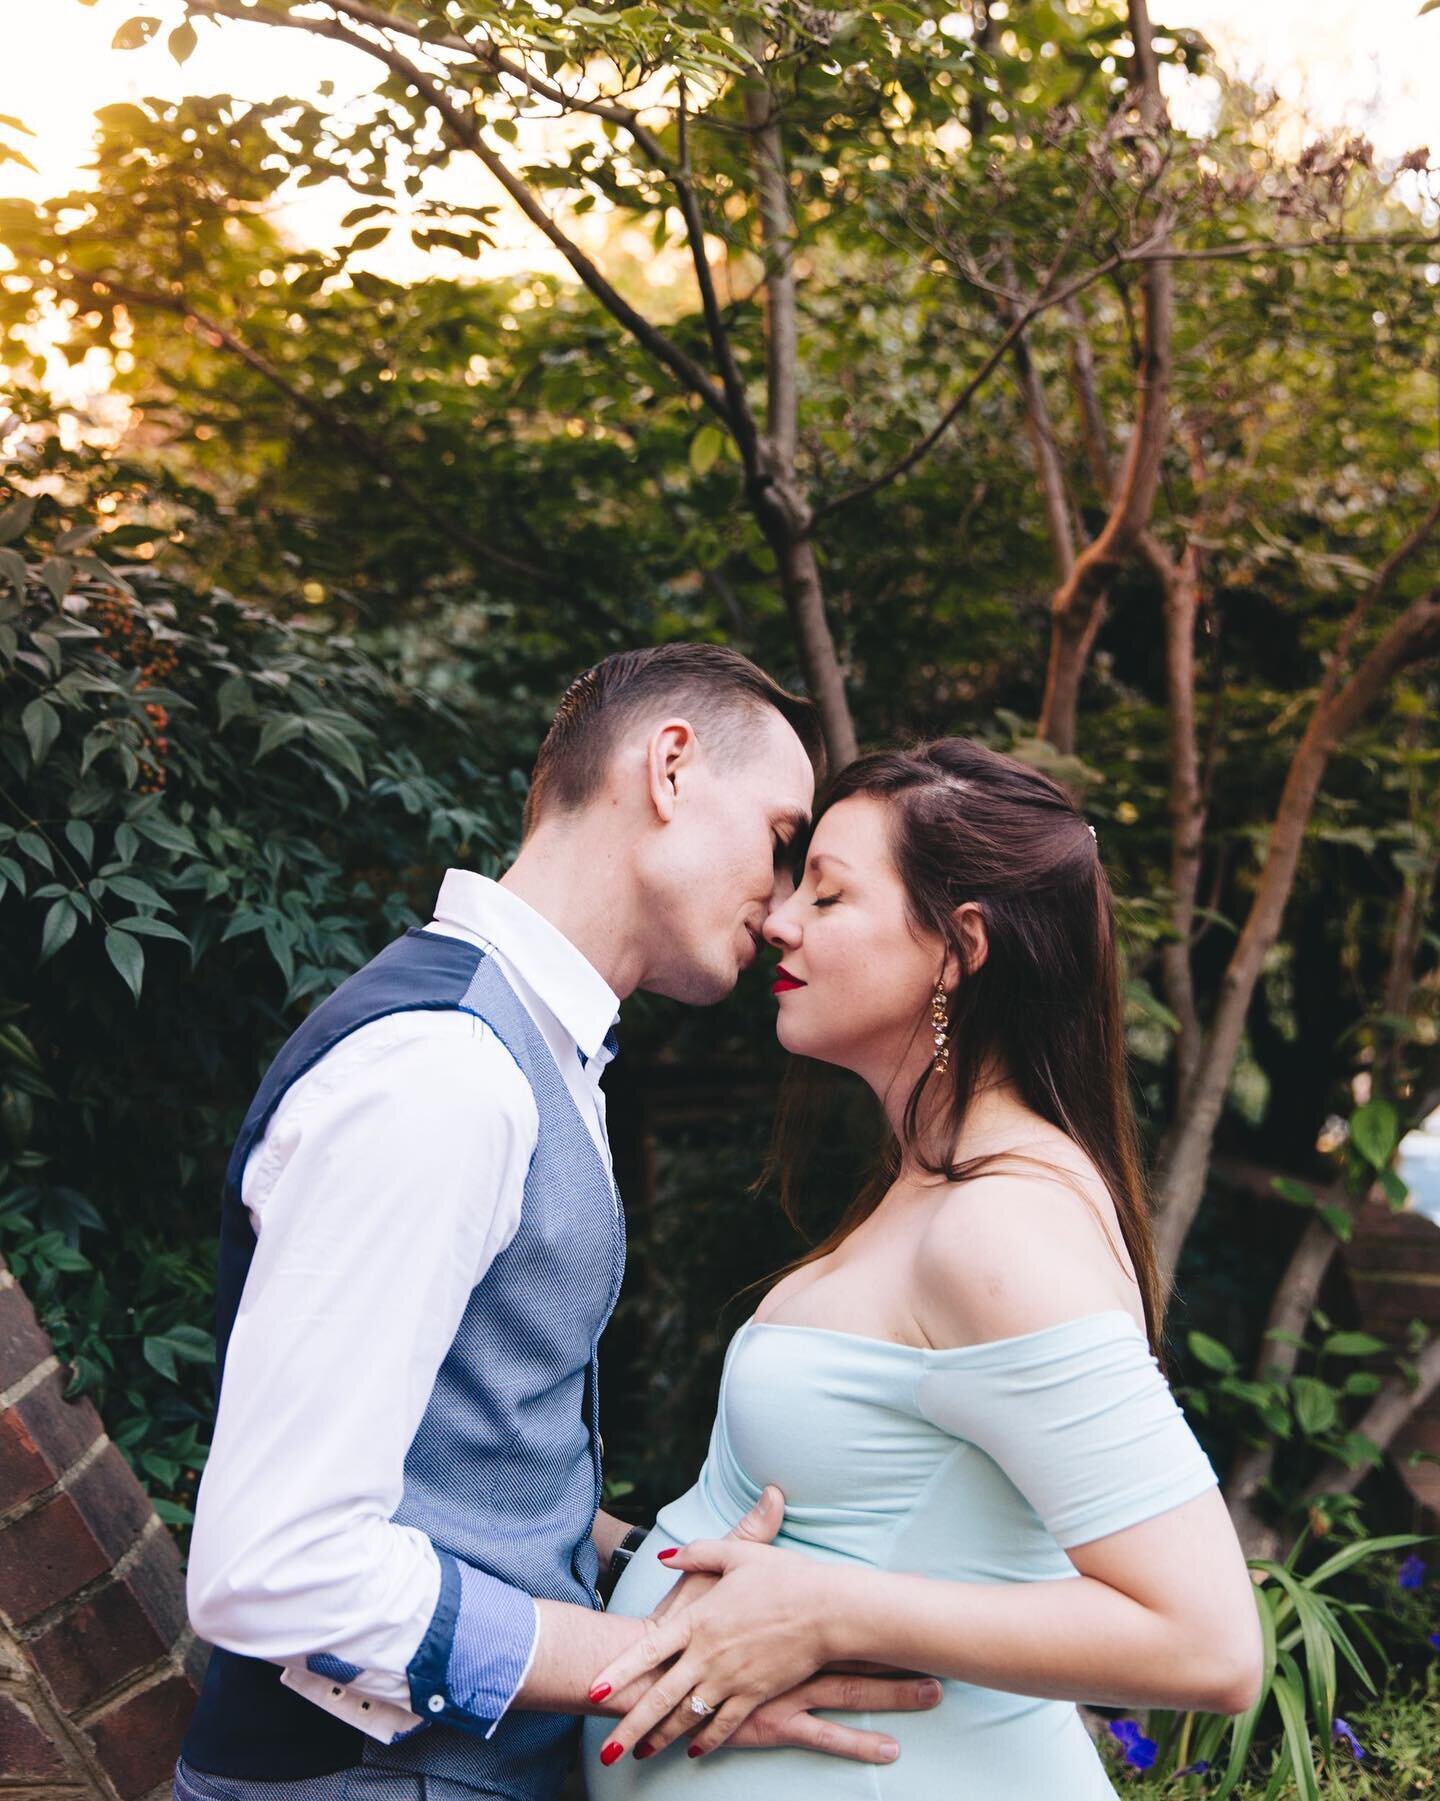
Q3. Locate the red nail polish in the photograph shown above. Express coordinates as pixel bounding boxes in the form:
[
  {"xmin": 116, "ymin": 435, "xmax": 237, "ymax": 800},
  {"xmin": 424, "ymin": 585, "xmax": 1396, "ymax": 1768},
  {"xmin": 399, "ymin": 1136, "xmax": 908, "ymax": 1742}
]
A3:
[
  {"xmin": 600, "ymin": 1742, "xmax": 624, "ymax": 1766},
  {"xmin": 688, "ymin": 1744, "xmax": 704, "ymax": 1758},
  {"xmin": 589, "ymin": 1683, "xmax": 612, "ymax": 1703},
  {"xmin": 657, "ymin": 1548, "xmax": 678, "ymax": 1562},
  {"xmin": 635, "ymin": 1742, "xmax": 655, "ymax": 1760}
]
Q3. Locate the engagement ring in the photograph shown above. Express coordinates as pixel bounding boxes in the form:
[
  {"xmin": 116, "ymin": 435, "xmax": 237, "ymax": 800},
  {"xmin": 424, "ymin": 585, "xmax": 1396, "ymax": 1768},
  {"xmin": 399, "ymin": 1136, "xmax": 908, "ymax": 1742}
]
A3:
[{"xmin": 688, "ymin": 1694, "xmax": 717, "ymax": 1718}]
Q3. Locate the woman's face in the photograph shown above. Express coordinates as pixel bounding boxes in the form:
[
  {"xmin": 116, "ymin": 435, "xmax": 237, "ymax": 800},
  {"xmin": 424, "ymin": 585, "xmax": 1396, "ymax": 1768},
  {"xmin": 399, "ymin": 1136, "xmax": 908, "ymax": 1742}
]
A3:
[{"xmin": 762, "ymin": 793, "xmax": 951, "ymax": 1092}]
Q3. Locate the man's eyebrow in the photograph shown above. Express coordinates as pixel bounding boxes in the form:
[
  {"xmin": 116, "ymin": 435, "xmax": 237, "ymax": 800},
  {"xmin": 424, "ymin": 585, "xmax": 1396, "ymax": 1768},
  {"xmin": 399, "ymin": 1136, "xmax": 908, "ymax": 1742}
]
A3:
[{"xmin": 772, "ymin": 807, "xmax": 811, "ymax": 839}]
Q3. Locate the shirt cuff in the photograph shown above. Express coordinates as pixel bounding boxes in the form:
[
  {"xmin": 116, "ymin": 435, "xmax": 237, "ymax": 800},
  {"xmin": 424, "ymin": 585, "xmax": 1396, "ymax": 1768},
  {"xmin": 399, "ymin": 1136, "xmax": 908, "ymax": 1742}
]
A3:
[{"xmin": 405, "ymin": 1551, "xmax": 540, "ymax": 1738}]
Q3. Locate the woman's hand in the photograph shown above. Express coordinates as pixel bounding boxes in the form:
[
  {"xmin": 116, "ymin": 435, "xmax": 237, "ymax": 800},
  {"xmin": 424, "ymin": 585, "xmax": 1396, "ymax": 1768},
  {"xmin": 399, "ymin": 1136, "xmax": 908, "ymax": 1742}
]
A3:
[{"xmin": 589, "ymin": 1535, "xmax": 859, "ymax": 1764}]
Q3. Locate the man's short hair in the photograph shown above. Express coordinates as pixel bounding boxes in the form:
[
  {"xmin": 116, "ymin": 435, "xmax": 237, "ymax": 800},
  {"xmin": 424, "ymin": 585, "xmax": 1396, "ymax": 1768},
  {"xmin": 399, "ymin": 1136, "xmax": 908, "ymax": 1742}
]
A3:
[{"xmin": 522, "ymin": 644, "xmax": 826, "ymax": 835}]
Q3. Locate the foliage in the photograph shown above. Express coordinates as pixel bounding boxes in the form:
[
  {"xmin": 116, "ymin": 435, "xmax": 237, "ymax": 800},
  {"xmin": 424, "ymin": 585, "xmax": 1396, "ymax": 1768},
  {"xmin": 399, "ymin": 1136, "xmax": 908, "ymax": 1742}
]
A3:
[
  {"xmin": 0, "ymin": 5, "xmax": 1436, "ymax": 1767},
  {"xmin": 1096, "ymin": 1533, "xmax": 1438, "ymax": 1797},
  {"xmin": 0, "ymin": 493, "xmax": 515, "ymax": 1521}
]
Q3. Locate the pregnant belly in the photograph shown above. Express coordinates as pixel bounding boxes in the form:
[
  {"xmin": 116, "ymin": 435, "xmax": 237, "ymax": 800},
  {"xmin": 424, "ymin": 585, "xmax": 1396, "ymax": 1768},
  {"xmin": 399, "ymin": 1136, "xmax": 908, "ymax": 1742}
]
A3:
[{"xmin": 580, "ymin": 1519, "xmax": 1118, "ymax": 1801}]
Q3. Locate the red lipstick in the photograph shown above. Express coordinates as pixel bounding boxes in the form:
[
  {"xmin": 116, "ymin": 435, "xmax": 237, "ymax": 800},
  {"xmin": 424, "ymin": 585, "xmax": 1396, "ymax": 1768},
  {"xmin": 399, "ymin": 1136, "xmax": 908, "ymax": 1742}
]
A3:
[{"xmin": 772, "ymin": 966, "xmax": 806, "ymax": 995}]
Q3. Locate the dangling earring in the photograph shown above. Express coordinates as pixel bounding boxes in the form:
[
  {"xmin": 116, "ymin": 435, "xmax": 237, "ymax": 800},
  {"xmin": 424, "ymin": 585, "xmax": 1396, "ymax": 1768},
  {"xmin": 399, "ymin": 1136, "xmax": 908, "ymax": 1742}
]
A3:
[{"xmin": 931, "ymin": 982, "xmax": 951, "ymax": 1074}]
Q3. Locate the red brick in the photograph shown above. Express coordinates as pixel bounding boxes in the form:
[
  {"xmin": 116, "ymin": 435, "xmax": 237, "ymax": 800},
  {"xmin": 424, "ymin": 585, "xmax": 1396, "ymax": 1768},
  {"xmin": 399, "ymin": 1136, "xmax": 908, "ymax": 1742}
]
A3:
[
  {"xmin": 16, "ymin": 1368, "xmax": 103, "ymax": 1471},
  {"xmin": 0, "ymin": 1689, "xmax": 69, "ymax": 1778},
  {"xmin": 0, "ymin": 1282, "xmax": 53, "ymax": 1391},
  {"xmin": 0, "ymin": 1370, "xmax": 104, "ymax": 1514},
  {"xmin": 29, "ymin": 1587, "xmax": 164, "ymax": 1713},
  {"xmin": 68, "ymin": 1441, "xmax": 154, "ymax": 1564},
  {"xmin": 0, "ymin": 1403, "xmax": 55, "ymax": 1513},
  {"xmin": 0, "ymin": 1489, "xmax": 110, "ymax": 1624},
  {"xmin": 28, "ymin": 1526, "xmax": 188, "ymax": 1712},
  {"xmin": 85, "ymin": 1671, "xmax": 198, "ymax": 1800}
]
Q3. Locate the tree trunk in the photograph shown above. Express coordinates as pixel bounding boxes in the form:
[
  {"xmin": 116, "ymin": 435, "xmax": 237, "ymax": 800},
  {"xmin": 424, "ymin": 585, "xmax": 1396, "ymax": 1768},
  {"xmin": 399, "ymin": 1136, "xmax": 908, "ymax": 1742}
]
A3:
[
  {"xmin": 760, "ymin": 504, "xmax": 859, "ymax": 768},
  {"xmin": 1152, "ymin": 588, "xmax": 1440, "ymax": 1282},
  {"xmin": 740, "ymin": 21, "xmax": 859, "ymax": 770}
]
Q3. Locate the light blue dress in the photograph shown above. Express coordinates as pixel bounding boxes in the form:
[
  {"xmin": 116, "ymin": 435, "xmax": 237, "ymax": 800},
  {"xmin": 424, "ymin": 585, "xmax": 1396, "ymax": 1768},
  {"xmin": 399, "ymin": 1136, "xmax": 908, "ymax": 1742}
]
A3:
[{"xmin": 583, "ymin": 1307, "xmax": 1219, "ymax": 1799}]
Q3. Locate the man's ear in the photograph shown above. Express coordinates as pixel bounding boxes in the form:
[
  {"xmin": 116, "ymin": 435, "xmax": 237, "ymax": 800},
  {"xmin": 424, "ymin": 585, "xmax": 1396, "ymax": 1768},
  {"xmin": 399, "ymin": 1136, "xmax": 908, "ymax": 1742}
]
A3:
[
  {"xmin": 943, "ymin": 901, "xmax": 989, "ymax": 986},
  {"xmin": 645, "ymin": 718, "xmax": 698, "ymax": 824}
]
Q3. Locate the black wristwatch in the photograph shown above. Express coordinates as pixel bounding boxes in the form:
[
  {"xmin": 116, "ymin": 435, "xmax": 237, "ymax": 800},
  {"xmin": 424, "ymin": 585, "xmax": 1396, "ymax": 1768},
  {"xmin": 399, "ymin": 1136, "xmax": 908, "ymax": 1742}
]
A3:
[{"xmin": 599, "ymin": 1524, "xmax": 651, "ymax": 1606}]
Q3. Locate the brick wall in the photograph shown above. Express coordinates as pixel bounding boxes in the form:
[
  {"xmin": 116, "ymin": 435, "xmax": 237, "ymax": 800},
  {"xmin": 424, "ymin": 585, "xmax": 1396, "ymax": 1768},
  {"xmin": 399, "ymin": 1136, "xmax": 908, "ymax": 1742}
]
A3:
[{"xmin": 0, "ymin": 1261, "xmax": 205, "ymax": 1799}]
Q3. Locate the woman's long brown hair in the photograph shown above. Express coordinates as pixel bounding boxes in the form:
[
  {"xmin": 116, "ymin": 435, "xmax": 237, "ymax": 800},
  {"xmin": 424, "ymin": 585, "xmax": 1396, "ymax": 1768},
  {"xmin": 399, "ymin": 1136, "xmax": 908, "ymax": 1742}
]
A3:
[{"xmin": 754, "ymin": 737, "xmax": 1171, "ymax": 1372}]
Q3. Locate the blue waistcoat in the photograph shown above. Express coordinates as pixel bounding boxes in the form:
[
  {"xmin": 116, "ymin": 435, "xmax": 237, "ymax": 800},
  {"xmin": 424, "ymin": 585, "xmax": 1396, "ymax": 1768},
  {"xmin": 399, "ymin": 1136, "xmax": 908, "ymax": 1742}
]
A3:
[{"xmin": 180, "ymin": 927, "xmax": 627, "ymax": 1798}]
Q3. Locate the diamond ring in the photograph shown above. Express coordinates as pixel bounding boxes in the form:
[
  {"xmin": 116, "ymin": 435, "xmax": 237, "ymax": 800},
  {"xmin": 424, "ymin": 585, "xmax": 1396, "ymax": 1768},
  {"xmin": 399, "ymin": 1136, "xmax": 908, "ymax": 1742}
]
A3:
[{"xmin": 688, "ymin": 1694, "xmax": 717, "ymax": 1718}]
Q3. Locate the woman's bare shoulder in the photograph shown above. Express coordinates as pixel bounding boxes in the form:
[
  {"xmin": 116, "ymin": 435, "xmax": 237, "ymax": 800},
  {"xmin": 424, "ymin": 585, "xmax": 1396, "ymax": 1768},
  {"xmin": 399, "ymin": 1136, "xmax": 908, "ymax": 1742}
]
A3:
[{"xmin": 912, "ymin": 1147, "xmax": 1141, "ymax": 1348}]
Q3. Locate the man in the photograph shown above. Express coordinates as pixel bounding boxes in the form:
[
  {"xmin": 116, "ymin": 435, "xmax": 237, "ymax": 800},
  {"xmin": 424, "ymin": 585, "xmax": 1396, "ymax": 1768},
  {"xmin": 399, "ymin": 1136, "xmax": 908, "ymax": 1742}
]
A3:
[{"xmin": 176, "ymin": 644, "xmax": 940, "ymax": 1800}]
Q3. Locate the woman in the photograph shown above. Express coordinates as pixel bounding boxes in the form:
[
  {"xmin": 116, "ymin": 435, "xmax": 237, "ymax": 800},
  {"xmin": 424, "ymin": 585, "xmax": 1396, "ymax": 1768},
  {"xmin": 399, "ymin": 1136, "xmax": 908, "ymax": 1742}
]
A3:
[{"xmin": 581, "ymin": 739, "xmax": 1261, "ymax": 1798}]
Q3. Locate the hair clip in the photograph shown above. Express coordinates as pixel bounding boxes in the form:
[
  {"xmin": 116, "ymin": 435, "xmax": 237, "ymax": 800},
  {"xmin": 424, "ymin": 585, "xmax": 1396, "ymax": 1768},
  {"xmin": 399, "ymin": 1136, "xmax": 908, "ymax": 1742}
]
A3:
[{"xmin": 1086, "ymin": 823, "xmax": 1097, "ymax": 840}]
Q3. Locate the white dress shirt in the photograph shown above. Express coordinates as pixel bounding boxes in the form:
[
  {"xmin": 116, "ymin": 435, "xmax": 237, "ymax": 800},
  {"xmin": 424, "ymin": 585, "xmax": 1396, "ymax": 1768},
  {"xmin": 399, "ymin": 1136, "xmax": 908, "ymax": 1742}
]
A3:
[{"xmin": 186, "ymin": 871, "xmax": 620, "ymax": 1742}]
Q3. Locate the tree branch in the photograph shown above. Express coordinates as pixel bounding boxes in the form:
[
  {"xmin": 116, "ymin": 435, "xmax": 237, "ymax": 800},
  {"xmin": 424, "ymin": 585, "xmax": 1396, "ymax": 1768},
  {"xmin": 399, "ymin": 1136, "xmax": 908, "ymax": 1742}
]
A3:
[
  {"xmin": 57, "ymin": 270, "xmax": 610, "ymax": 599},
  {"xmin": 188, "ymin": 0, "xmax": 734, "ymax": 424},
  {"xmin": 1302, "ymin": 1328, "xmax": 1440, "ymax": 1503}
]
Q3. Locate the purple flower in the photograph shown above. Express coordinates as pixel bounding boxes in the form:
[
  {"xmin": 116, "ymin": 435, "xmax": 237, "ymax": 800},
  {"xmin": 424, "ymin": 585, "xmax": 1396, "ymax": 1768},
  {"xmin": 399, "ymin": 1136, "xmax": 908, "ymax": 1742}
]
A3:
[
  {"xmin": 1428, "ymin": 1630, "xmax": 1440, "ymax": 1652},
  {"xmin": 1332, "ymin": 1717, "xmax": 1365, "ymax": 1760},
  {"xmin": 1177, "ymin": 1760, "xmax": 1211, "ymax": 1775},
  {"xmin": 1106, "ymin": 1718, "xmax": 1158, "ymax": 1769},
  {"xmin": 1398, "ymin": 1553, "xmax": 1427, "ymax": 1590}
]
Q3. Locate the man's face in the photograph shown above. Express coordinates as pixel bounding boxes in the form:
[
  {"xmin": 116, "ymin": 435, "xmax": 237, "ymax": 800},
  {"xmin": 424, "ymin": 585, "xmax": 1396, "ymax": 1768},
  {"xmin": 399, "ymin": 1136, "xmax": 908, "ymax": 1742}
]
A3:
[{"xmin": 637, "ymin": 709, "xmax": 816, "ymax": 1005}]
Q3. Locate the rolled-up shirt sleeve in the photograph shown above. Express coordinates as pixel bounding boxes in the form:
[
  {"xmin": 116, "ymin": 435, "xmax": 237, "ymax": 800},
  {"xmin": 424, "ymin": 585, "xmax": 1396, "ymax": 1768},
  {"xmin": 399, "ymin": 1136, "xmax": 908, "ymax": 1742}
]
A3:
[{"xmin": 186, "ymin": 1008, "xmax": 542, "ymax": 1740}]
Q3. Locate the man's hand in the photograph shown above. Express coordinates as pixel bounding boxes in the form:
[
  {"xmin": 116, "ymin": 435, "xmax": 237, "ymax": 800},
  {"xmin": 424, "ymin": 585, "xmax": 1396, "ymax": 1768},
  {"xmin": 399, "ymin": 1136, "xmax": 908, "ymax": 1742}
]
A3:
[{"xmin": 725, "ymin": 1670, "xmax": 941, "ymax": 1763}]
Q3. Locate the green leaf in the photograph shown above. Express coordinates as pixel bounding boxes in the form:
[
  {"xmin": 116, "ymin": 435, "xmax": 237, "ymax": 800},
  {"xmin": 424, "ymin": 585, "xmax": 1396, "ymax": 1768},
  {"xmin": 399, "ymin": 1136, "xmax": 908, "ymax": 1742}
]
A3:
[
  {"xmin": 168, "ymin": 19, "xmax": 198, "ymax": 62},
  {"xmin": 0, "ymin": 495, "xmax": 36, "ymax": 543},
  {"xmin": 1305, "ymin": 1531, "xmax": 1430, "ymax": 1588},
  {"xmin": 1317, "ymin": 1205, "xmax": 1354, "ymax": 1242},
  {"xmin": 1321, "ymin": 1331, "xmax": 1385, "ymax": 1357},
  {"xmin": 1292, "ymin": 1375, "xmax": 1338, "ymax": 1436},
  {"xmin": 1270, "ymin": 1653, "xmax": 1320, "ymax": 1801},
  {"xmin": 65, "ymin": 820, "xmax": 95, "ymax": 865},
  {"xmin": 1350, "ymin": 1099, "xmax": 1399, "ymax": 1169},
  {"xmin": 21, "ymin": 697, "xmax": 59, "ymax": 767},
  {"xmin": 1124, "ymin": 979, "xmax": 1181, "ymax": 1032},
  {"xmin": 39, "ymin": 898, "xmax": 77, "ymax": 963},
  {"xmin": 111, "ymin": 914, "xmax": 189, "ymax": 945},
  {"xmin": 689, "ymin": 424, "xmax": 725, "ymax": 476},
  {"xmin": 0, "ymin": 547, "xmax": 27, "ymax": 598},
  {"xmin": 216, "ymin": 674, "xmax": 256, "ymax": 731},
  {"xmin": 1269, "ymin": 1176, "xmax": 1314, "ymax": 1208},
  {"xmin": 39, "ymin": 557, "xmax": 73, "ymax": 606},
  {"xmin": 130, "ymin": 814, "xmax": 196, "ymax": 855},
  {"xmin": 142, "ymin": 1334, "xmax": 177, "ymax": 1380},
  {"xmin": 17, "ymin": 831, "xmax": 53, "ymax": 872},
  {"xmin": 104, "ymin": 927, "xmax": 145, "ymax": 1001},
  {"xmin": 1188, "ymin": 1330, "xmax": 1237, "ymax": 1374},
  {"xmin": 105, "ymin": 874, "xmax": 174, "ymax": 912},
  {"xmin": 348, "ymin": 226, "xmax": 391, "ymax": 252},
  {"xmin": 111, "ymin": 15, "xmax": 161, "ymax": 50},
  {"xmin": 256, "ymin": 715, "xmax": 305, "ymax": 760}
]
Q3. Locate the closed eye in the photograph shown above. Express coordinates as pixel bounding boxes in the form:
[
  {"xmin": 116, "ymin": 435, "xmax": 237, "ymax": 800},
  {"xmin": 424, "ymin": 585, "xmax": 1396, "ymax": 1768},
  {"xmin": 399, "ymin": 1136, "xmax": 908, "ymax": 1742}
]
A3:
[{"xmin": 812, "ymin": 895, "xmax": 840, "ymax": 909}]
